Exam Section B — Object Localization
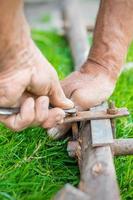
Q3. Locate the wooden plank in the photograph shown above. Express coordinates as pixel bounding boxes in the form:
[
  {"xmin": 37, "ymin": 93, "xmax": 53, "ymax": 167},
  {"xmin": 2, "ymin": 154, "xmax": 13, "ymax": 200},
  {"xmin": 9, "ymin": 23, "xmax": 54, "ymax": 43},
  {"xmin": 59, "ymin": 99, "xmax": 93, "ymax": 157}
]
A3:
[
  {"xmin": 53, "ymin": 184, "xmax": 89, "ymax": 200},
  {"xmin": 90, "ymin": 103, "xmax": 114, "ymax": 147},
  {"xmin": 79, "ymin": 123, "xmax": 120, "ymax": 200},
  {"xmin": 62, "ymin": 0, "xmax": 120, "ymax": 199}
]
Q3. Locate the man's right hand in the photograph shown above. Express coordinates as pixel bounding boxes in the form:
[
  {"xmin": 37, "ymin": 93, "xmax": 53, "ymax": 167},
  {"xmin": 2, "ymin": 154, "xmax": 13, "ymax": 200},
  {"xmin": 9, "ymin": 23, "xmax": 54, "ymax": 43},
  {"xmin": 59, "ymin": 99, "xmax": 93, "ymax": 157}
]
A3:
[{"xmin": 0, "ymin": 40, "xmax": 74, "ymax": 131}]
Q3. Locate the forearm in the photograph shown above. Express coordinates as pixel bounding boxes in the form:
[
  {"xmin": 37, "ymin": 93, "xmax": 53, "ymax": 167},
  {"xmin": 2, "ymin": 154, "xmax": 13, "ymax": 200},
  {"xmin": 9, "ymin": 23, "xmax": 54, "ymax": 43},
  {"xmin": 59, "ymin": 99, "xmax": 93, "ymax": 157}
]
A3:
[
  {"xmin": 0, "ymin": 0, "xmax": 30, "ymax": 70},
  {"xmin": 0, "ymin": 0, "xmax": 25, "ymax": 33},
  {"xmin": 83, "ymin": 0, "xmax": 133, "ymax": 79}
]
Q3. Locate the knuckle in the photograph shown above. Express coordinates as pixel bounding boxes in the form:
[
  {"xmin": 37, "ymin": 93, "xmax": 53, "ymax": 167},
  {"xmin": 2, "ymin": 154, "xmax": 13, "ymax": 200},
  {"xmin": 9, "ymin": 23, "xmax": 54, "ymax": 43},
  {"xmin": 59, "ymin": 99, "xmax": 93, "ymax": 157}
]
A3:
[
  {"xmin": 43, "ymin": 96, "xmax": 49, "ymax": 102},
  {"xmin": 55, "ymin": 109, "xmax": 65, "ymax": 119},
  {"xmin": 42, "ymin": 122, "xmax": 52, "ymax": 129},
  {"xmin": 12, "ymin": 125, "xmax": 23, "ymax": 132},
  {"xmin": 12, "ymin": 118, "xmax": 33, "ymax": 132},
  {"xmin": 36, "ymin": 109, "xmax": 48, "ymax": 124},
  {"xmin": 38, "ymin": 96, "xmax": 49, "ymax": 103},
  {"xmin": 20, "ymin": 114, "xmax": 35, "ymax": 127},
  {"xmin": 24, "ymin": 116, "xmax": 34, "ymax": 125},
  {"xmin": 1, "ymin": 120, "xmax": 21, "ymax": 132},
  {"xmin": 37, "ymin": 113, "xmax": 48, "ymax": 124}
]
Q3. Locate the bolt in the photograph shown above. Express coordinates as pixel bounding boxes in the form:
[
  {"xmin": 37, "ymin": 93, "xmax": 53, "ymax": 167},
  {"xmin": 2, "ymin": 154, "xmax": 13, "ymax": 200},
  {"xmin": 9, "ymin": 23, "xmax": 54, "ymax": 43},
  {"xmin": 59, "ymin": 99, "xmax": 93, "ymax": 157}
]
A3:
[
  {"xmin": 67, "ymin": 141, "xmax": 81, "ymax": 158},
  {"xmin": 107, "ymin": 100, "xmax": 118, "ymax": 115},
  {"xmin": 71, "ymin": 109, "xmax": 79, "ymax": 140}
]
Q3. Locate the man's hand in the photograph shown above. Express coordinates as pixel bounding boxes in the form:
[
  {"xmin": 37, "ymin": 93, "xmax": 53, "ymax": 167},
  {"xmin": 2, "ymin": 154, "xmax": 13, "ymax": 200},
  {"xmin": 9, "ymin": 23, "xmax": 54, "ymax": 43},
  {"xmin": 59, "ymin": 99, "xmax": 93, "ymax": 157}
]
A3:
[
  {"xmin": 61, "ymin": 67, "xmax": 115, "ymax": 110},
  {"xmin": 0, "ymin": 41, "xmax": 74, "ymax": 131},
  {"xmin": 48, "ymin": 62, "xmax": 116, "ymax": 139},
  {"xmin": 48, "ymin": 0, "xmax": 133, "ymax": 139}
]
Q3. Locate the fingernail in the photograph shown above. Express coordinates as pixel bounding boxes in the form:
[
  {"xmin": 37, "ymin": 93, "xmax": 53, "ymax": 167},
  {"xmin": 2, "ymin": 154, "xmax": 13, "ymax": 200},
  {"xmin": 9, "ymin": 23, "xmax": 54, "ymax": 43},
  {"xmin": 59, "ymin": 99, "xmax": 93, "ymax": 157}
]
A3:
[
  {"xmin": 42, "ymin": 101, "xmax": 47, "ymax": 110},
  {"xmin": 63, "ymin": 99, "xmax": 74, "ymax": 109},
  {"xmin": 28, "ymin": 98, "xmax": 35, "ymax": 108},
  {"xmin": 56, "ymin": 115, "xmax": 62, "ymax": 121},
  {"xmin": 58, "ymin": 119, "xmax": 64, "ymax": 124}
]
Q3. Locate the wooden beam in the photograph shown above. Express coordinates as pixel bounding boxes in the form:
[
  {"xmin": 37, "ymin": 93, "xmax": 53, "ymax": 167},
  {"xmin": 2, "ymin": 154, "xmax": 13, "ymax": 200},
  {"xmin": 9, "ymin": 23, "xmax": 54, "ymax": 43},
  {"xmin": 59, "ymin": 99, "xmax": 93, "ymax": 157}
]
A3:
[
  {"xmin": 67, "ymin": 139, "xmax": 133, "ymax": 159},
  {"xmin": 111, "ymin": 139, "xmax": 133, "ymax": 156},
  {"xmin": 79, "ymin": 123, "xmax": 120, "ymax": 200},
  {"xmin": 62, "ymin": 0, "xmax": 120, "ymax": 199}
]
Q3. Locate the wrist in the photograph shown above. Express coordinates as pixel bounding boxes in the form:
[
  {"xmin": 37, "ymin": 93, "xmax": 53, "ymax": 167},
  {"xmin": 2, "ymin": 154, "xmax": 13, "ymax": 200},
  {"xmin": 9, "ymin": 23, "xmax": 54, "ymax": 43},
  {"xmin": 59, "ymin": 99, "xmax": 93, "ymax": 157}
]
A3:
[
  {"xmin": 80, "ymin": 59, "xmax": 119, "ymax": 82},
  {"xmin": 0, "ymin": 0, "xmax": 30, "ymax": 49},
  {"xmin": 0, "ymin": 1, "xmax": 31, "ymax": 71},
  {"xmin": 83, "ymin": 0, "xmax": 133, "ymax": 82}
]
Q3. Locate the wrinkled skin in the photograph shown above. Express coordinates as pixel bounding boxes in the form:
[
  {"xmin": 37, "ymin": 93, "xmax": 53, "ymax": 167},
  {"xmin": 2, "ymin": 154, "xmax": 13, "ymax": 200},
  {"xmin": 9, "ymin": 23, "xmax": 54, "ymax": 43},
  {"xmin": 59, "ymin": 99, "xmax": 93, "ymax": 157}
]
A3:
[
  {"xmin": 61, "ymin": 62, "xmax": 115, "ymax": 111},
  {"xmin": 0, "ymin": 0, "xmax": 74, "ymax": 131},
  {"xmin": 0, "ymin": 40, "xmax": 74, "ymax": 131},
  {"xmin": 1, "ymin": 0, "xmax": 133, "ymax": 134},
  {"xmin": 47, "ymin": 62, "xmax": 116, "ymax": 138},
  {"xmin": 48, "ymin": 0, "xmax": 133, "ymax": 138}
]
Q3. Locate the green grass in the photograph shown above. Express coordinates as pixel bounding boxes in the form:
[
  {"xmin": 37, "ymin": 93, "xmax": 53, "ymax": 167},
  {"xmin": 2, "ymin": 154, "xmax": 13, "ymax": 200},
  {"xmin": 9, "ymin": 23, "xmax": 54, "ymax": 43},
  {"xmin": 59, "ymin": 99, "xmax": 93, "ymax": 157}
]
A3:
[
  {"xmin": 31, "ymin": 30, "xmax": 74, "ymax": 79},
  {"xmin": 126, "ymin": 42, "xmax": 133, "ymax": 62},
  {"xmin": 111, "ymin": 69, "xmax": 133, "ymax": 199},
  {"xmin": 0, "ymin": 30, "xmax": 132, "ymax": 200},
  {"xmin": 0, "ymin": 30, "xmax": 78, "ymax": 200},
  {"xmin": 0, "ymin": 127, "xmax": 79, "ymax": 200}
]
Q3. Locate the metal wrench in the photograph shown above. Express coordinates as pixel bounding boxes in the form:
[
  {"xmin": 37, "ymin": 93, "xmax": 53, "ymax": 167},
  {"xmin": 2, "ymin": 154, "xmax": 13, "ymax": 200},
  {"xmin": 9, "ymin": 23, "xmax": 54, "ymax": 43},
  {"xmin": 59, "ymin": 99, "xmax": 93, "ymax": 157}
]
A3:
[{"xmin": 0, "ymin": 107, "xmax": 77, "ymax": 116}]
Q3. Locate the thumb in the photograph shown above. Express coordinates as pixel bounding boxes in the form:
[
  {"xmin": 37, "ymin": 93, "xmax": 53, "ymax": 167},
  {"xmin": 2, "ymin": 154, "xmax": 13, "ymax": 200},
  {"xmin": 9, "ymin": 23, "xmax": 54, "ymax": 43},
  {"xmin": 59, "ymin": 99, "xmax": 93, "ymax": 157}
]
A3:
[
  {"xmin": 49, "ymin": 80, "xmax": 74, "ymax": 109},
  {"xmin": 47, "ymin": 90, "xmax": 83, "ymax": 140}
]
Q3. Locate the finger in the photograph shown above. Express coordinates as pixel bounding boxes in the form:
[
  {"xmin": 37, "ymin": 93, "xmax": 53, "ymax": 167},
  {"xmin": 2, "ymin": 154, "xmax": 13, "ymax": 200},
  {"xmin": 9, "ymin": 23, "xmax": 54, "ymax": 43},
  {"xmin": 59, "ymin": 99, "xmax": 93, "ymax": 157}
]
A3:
[
  {"xmin": 47, "ymin": 89, "xmax": 82, "ymax": 139},
  {"xmin": 60, "ymin": 71, "xmax": 81, "ymax": 98},
  {"xmin": 47, "ymin": 93, "xmax": 85, "ymax": 140},
  {"xmin": 34, "ymin": 96, "xmax": 49, "ymax": 124},
  {"xmin": 42, "ymin": 108, "xmax": 65, "ymax": 129},
  {"xmin": 28, "ymin": 64, "xmax": 74, "ymax": 109},
  {"xmin": 0, "ymin": 97, "xmax": 35, "ymax": 131},
  {"xmin": 49, "ymin": 78, "xmax": 74, "ymax": 109},
  {"xmin": 47, "ymin": 123, "xmax": 72, "ymax": 139},
  {"xmin": 71, "ymin": 88, "xmax": 105, "ymax": 110},
  {"xmin": 47, "ymin": 76, "xmax": 78, "ymax": 139}
]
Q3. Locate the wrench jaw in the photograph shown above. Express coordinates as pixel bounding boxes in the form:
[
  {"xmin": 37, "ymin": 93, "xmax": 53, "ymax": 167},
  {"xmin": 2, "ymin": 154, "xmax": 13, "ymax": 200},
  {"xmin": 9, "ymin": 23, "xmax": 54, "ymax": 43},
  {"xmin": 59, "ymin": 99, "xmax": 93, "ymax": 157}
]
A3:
[
  {"xmin": 63, "ymin": 107, "xmax": 77, "ymax": 116},
  {"xmin": 0, "ymin": 107, "xmax": 20, "ymax": 116}
]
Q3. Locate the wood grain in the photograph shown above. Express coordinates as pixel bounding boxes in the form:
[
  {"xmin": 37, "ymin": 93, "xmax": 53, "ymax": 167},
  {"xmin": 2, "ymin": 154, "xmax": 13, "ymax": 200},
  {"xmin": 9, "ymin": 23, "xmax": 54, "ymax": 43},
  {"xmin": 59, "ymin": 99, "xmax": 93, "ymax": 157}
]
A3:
[
  {"xmin": 62, "ymin": 0, "xmax": 120, "ymax": 199},
  {"xmin": 90, "ymin": 103, "xmax": 114, "ymax": 147},
  {"xmin": 112, "ymin": 139, "xmax": 133, "ymax": 156}
]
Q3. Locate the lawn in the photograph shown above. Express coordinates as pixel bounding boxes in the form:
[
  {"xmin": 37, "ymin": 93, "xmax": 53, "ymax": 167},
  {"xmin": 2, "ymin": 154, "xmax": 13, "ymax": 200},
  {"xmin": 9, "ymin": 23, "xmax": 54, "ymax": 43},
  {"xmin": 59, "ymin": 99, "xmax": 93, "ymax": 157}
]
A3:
[{"xmin": 0, "ymin": 30, "xmax": 132, "ymax": 200}]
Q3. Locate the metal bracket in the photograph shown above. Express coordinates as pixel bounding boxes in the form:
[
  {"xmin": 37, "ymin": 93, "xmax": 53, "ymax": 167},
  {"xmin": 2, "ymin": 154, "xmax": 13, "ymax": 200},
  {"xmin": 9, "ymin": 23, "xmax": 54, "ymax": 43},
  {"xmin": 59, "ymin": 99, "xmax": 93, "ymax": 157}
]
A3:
[{"xmin": 64, "ymin": 107, "xmax": 129, "ymax": 123}]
